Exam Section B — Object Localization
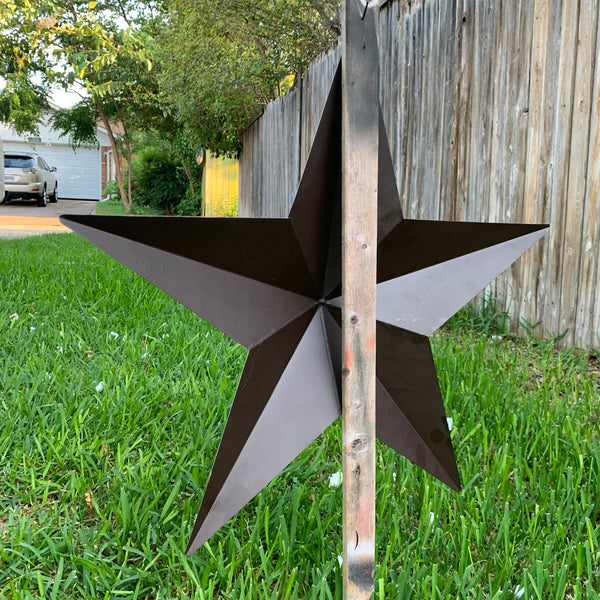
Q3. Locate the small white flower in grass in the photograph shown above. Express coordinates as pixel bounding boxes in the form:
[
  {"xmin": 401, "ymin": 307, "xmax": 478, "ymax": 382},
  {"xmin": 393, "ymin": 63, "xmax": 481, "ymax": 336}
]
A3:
[
  {"xmin": 329, "ymin": 471, "xmax": 343, "ymax": 488},
  {"xmin": 57, "ymin": 346, "xmax": 63, "ymax": 353},
  {"xmin": 392, "ymin": 472, "xmax": 397, "ymax": 482},
  {"xmin": 162, "ymin": 322, "xmax": 168, "ymax": 328},
  {"xmin": 491, "ymin": 335, "xmax": 503, "ymax": 341},
  {"xmin": 429, "ymin": 512, "xmax": 435, "ymax": 524},
  {"xmin": 59, "ymin": 330, "xmax": 64, "ymax": 337},
  {"xmin": 446, "ymin": 417, "xmax": 453, "ymax": 431},
  {"xmin": 95, "ymin": 381, "xmax": 105, "ymax": 393},
  {"xmin": 10, "ymin": 313, "xmax": 19, "ymax": 322},
  {"xmin": 337, "ymin": 555, "xmax": 343, "ymax": 567},
  {"xmin": 109, "ymin": 331, "xmax": 119, "ymax": 339},
  {"xmin": 514, "ymin": 585, "xmax": 525, "ymax": 599},
  {"xmin": 78, "ymin": 340, "xmax": 83, "ymax": 350},
  {"xmin": 141, "ymin": 352, "xmax": 148, "ymax": 359},
  {"xmin": 162, "ymin": 333, "xmax": 169, "ymax": 339},
  {"xmin": 45, "ymin": 372, "xmax": 52, "ymax": 381},
  {"xmin": 30, "ymin": 326, "xmax": 36, "ymax": 331}
]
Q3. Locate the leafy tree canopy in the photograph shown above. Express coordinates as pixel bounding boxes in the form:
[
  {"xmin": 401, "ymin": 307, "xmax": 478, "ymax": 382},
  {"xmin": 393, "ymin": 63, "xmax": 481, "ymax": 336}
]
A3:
[
  {"xmin": 1, "ymin": 0, "xmax": 341, "ymax": 207},
  {"xmin": 0, "ymin": 0, "xmax": 52, "ymax": 133},
  {"xmin": 157, "ymin": 0, "xmax": 341, "ymax": 156},
  {"xmin": 0, "ymin": 0, "xmax": 158, "ymax": 209}
]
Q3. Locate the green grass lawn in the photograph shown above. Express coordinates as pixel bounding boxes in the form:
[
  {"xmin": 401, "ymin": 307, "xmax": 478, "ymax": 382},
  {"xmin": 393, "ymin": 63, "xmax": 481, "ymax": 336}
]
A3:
[
  {"xmin": 93, "ymin": 199, "xmax": 165, "ymax": 216},
  {"xmin": 1, "ymin": 233, "xmax": 599, "ymax": 599},
  {"xmin": 92, "ymin": 198, "xmax": 128, "ymax": 216}
]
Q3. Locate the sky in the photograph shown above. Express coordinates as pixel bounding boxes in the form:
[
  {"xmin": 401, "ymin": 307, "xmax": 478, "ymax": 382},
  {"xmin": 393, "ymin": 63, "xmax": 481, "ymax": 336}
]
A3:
[{"xmin": 50, "ymin": 85, "xmax": 86, "ymax": 109}]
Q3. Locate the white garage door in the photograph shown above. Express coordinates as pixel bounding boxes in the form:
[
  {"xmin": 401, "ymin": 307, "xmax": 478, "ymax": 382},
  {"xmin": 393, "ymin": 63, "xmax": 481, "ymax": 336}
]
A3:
[{"xmin": 3, "ymin": 142, "xmax": 101, "ymax": 200}]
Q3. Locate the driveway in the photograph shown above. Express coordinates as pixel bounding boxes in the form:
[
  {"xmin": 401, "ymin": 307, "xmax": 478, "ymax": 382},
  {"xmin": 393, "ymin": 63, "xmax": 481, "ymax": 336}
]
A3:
[{"xmin": 0, "ymin": 199, "xmax": 97, "ymax": 238}]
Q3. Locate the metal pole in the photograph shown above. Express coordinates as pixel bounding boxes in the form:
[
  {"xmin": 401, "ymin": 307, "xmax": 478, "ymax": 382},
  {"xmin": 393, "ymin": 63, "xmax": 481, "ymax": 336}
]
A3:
[{"xmin": 341, "ymin": 0, "xmax": 379, "ymax": 598}]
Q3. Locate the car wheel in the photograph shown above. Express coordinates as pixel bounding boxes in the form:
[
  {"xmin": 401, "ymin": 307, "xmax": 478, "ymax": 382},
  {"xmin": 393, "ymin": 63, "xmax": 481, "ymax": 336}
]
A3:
[
  {"xmin": 49, "ymin": 185, "xmax": 58, "ymax": 203},
  {"xmin": 37, "ymin": 187, "xmax": 47, "ymax": 207}
]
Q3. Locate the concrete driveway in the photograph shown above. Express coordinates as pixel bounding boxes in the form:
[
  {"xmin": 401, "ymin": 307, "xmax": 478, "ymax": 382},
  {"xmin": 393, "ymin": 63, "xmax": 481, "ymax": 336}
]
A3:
[{"xmin": 0, "ymin": 198, "xmax": 97, "ymax": 238}]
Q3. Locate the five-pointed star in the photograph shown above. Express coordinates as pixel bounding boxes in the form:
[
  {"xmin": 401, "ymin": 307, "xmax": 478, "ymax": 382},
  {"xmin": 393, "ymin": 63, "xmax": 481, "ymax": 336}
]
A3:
[{"xmin": 61, "ymin": 63, "xmax": 547, "ymax": 555}]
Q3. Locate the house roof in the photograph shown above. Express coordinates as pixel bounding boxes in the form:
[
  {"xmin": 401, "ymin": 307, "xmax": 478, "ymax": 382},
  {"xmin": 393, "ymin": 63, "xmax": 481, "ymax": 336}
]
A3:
[{"xmin": 0, "ymin": 111, "xmax": 112, "ymax": 147}]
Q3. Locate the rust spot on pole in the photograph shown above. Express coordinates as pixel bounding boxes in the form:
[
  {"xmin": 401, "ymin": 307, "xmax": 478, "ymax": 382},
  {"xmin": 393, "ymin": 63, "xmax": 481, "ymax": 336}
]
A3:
[
  {"xmin": 344, "ymin": 348, "xmax": 355, "ymax": 370},
  {"xmin": 366, "ymin": 332, "xmax": 376, "ymax": 351}
]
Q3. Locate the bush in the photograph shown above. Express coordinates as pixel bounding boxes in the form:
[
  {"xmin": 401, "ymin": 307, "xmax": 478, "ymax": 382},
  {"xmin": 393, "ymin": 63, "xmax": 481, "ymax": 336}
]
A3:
[
  {"xmin": 131, "ymin": 146, "xmax": 187, "ymax": 214},
  {"xmin": 175, "ymin": 189, "xmax": 203, "ymax": 216},
  {"xmin": 102, "ymin": 179, "xmax": 121, "ymax": 201}
]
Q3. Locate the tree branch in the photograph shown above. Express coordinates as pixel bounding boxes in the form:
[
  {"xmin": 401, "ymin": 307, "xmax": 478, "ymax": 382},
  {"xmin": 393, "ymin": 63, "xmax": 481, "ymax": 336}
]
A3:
[{"xmin": 116, "ymin": 0, "xmax": 132, "ymax": 27}]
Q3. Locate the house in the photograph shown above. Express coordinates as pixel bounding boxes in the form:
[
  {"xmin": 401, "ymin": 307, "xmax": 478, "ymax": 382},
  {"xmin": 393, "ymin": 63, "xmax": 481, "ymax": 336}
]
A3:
[{"xmin": 0, "ymin": 108, "xmax": 115, "ymax": 201}]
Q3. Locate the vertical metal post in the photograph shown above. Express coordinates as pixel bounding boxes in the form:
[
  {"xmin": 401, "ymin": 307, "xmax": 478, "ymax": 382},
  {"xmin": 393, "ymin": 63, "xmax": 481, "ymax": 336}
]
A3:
[{"xmin": 341, "ymin": 0, "xmax": 379, "ymax": 598}]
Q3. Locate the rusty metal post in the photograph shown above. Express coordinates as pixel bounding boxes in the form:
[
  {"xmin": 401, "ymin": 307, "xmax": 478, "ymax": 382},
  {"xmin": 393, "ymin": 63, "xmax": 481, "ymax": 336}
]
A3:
[{"xmin": 341, "ymin": 0, "xmax": 379, "ymax": 597}]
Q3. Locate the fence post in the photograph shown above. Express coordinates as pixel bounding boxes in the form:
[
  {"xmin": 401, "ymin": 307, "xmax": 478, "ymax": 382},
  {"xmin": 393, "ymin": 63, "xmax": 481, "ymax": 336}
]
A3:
[{"xmin": 341, "ymin": 0, "xmax": 379, "ymax": 598}]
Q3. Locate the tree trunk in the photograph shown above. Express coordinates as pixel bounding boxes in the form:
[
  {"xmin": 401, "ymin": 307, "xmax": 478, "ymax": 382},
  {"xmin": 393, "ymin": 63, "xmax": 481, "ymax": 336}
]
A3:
[
  {"xmin": 95, "ymin": 97, "xmax": 130, "ymax": 213},
  {"xmin": 120, "ymin": 118, "xmax": 134, "ymax": 208},
  {"xmin": 179, "ymin": 155, "xmax": 196, "ymax": 195}
]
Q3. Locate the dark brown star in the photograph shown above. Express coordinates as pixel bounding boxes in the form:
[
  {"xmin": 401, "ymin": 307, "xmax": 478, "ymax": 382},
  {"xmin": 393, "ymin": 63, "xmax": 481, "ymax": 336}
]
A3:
[{"xmin": 61, "ymin": 62, "xmax": 547, "ymax": 555}]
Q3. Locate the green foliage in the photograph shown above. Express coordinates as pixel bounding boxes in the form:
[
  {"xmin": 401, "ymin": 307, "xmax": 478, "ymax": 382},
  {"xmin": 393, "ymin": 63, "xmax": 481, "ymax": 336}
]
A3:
[
  {"xmin": 1, "ymin": 0, "xmax": 336, "ymax": 199},
  {"xmin": 51, "ymin": 101, "xmax": 99, "ymax": 148},
  {"xmin": 220, "ymin": 198, "xmax": 239, "ymax": 218},
  {"xmin": 175, "ymin": 189, "xmax": 203, "ymax": 216},
  {"xmin": 131, "ymin": 128, "xmax": 204, "ymax": 206},
  {"xmin": 0, "ymin": 1, "xmax": 150, "ymax": 103},
  {"xmin": 0, "ymin": 0, "xmax": 168, "ymax": 211},
  {"xmin": 447, "ymin": 291, "xmax": 511, "ymax": 336},
  {"xmin": 0, "ymin": 1, "xmax": 53, "ymax": 132},
  {"xmin": 94, "ymin": 197, "xmax": 164, "ymax": 217},
  {"xmin": 1, "ymin": 233, "xmax": 599, "ymax": 598},
  {"xmin": 101, "ymin": 180, "xmax": 122, "ymax": 202},
  {"xmin": 95, "ymin": 196, "xmax": 126, "ymax": 215},
  {"xmin": 0, "ymin": 0, "xmax": 340, "ymax": 162},
  {"xmin": 100, "ymin": 150, "xmax": 201, "ymax": 217},
  {"xmin": 0, "ymin": 75, "xmax": 48, "ymax": 135},
  {"xmin": 130, "ymin": 145, "xmax": 188, "ymax": 214},
  {"xmin": 158, "ymin": 0, "xmax": 341, "ymax": 155}
]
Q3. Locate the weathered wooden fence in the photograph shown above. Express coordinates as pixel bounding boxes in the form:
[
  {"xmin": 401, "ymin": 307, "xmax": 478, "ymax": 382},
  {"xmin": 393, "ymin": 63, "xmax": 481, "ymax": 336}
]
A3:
[
  {"xmin": 239, "ymin": 47, "xmax": 341, "ymax": 218},
  {"xmin": 239, "ymin": 0, "xmax": 600, "ymax": 350}
]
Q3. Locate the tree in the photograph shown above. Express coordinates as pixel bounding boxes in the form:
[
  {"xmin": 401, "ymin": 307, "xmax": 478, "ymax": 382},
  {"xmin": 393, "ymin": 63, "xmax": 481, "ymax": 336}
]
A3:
[
  {"xmin": 1, "ymin": 0, "xmax": 342, "ymax": 207},
  {"xmin": 0, "ymin": 75, "xmax": 48, "ymax": 136},
  {"xmin": 0, "ymin": 0, "xmax": 155, "ymax": 212},
  {"xmin": 0, "ymin": 3, "xmax": 51, "ymax": 133},
  {"xmin": 157, "ymin": 0, "xmax": 341, "ymax": 156},
  {"xmin": 50, "ymin": 40, "xmax": 162, "ymax": 212}
]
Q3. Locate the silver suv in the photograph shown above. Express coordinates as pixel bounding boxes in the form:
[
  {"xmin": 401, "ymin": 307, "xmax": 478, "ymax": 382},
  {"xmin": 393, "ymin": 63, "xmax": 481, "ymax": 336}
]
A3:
[{"xmin": 4, "ymin": 152, "xmax": 58, "ymax": 207}]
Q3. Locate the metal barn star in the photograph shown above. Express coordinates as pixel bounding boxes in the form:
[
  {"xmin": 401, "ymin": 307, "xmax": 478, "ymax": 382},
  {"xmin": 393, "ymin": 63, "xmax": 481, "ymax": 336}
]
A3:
[{"xmin": 61, "ymin": 63, "xmax": 547, "ymax": 556}]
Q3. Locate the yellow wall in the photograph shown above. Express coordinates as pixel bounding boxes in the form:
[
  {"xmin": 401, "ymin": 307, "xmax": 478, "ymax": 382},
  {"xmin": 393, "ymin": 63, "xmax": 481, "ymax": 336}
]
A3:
[{"xmin": 202, "ymin": 153, "xmax": 239, "ymax": 217}]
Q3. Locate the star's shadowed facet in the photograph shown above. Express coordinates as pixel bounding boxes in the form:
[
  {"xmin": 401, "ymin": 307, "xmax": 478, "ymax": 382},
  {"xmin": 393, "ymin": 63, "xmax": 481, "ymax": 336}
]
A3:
[{"xmin": 60, "ymin": 61, "xmax": 548, "ymax": 555}]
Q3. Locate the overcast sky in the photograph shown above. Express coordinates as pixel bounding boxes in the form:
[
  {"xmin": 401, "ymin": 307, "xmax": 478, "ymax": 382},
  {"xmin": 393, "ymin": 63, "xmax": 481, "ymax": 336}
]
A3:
[{"xmin": 50, "ymin": 86, "xmax": 86, "ymax": 109}]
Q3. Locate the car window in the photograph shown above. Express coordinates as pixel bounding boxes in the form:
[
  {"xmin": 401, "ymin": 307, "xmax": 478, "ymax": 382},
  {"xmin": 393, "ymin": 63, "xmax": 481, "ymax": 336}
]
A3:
[
  {"xmin": 38, "ymin": 157, "xmax": 50, "ymax": 170},
  {"xmin": 5, "ymin": 155, "xmax": 34, "ymax": 169}
]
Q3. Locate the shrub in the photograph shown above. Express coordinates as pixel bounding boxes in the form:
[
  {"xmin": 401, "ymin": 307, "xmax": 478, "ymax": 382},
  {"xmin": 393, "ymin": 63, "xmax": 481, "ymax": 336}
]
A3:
[
  {"xmin": 102, "ymin": 179, "xmax": 121, "ymax": 200},
  {"xmin": 131, "ymin": 146, "xmax": 187, "ymax": 214},
  {"xmin": 175, "ymin": 189, "xmax": 203, "ymax": 216}
]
